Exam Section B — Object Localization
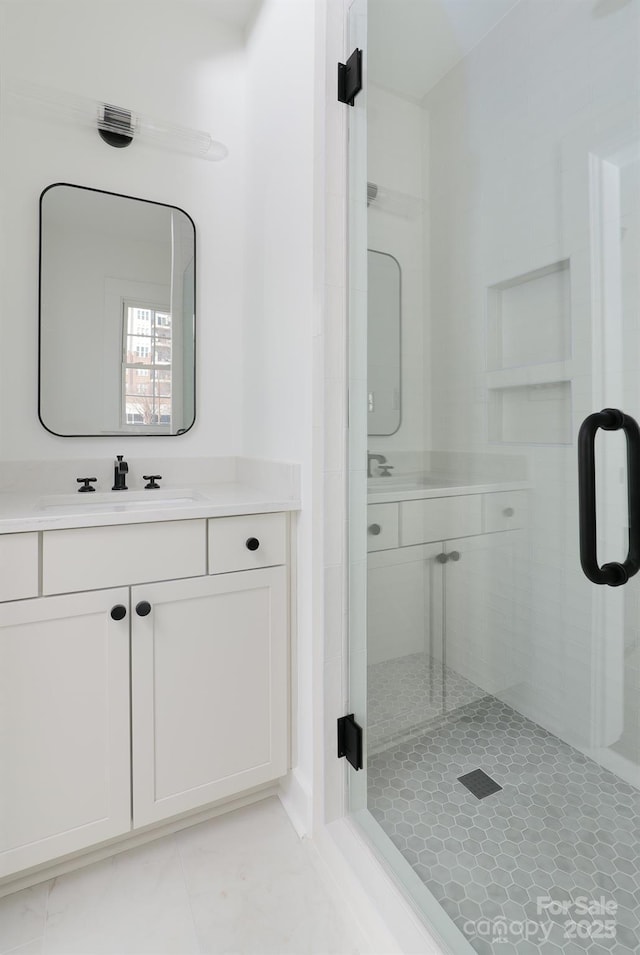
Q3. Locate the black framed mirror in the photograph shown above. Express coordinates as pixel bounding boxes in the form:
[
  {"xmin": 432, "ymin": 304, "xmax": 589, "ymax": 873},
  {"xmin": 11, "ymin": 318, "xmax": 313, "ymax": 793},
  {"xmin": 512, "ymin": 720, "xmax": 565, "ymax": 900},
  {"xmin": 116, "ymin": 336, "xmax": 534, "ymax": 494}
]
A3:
[{"xmin": 39, "ymin": 183, "xmax": 196, "ymax": 436}]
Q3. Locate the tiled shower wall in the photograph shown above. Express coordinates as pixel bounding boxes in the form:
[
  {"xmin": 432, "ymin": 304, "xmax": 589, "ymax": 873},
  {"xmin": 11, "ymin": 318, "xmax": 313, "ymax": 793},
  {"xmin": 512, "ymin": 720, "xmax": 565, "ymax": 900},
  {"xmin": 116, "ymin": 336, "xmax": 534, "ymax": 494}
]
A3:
[{"xmin": 424, "ymin": 0, "xmax": 640, "ymax": 752}]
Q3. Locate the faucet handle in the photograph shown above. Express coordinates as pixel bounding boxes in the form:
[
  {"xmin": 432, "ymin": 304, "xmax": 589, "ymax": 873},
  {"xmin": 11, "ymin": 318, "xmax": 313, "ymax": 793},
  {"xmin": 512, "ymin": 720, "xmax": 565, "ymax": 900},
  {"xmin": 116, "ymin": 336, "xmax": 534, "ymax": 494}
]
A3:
[
  {"xmin": 379, "ymin": 465, "xmax": 394, "ymax": 477},
  {"xmin": 143, "ymin": 474, "xmax": 162, "ymax": 489},
  {"xmin": 77, "ymin": 477, "xmax": 97, "ymax": 493}
]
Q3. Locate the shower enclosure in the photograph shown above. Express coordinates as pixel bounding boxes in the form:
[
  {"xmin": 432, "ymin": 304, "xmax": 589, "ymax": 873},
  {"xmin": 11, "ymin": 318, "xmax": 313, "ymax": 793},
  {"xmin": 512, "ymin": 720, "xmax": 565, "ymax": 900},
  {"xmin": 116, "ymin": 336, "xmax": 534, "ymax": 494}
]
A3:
[{"xmin": 347, "ymin": 1, "xmax": 640, "ymax": 951}]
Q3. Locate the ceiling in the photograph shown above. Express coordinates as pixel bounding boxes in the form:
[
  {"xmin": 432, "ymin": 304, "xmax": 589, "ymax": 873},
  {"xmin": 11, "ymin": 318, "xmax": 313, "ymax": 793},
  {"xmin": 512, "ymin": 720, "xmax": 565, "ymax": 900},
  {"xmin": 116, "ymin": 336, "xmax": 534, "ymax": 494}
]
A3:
[{"xmin": 367, "ymin": 0, "xmax": 522, "ymax": 102}]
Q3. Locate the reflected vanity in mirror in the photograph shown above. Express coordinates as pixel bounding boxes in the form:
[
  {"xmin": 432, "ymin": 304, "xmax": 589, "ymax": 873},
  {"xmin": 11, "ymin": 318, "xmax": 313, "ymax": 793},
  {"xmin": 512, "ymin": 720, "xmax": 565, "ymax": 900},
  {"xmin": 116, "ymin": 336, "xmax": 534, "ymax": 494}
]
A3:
[
  {"xmin": 368, "ymin": 249, "xmax": 401, "ymax": 436},
  {"xmin": 39, "ymin": 183, "xmax": 196, "ymax": 436}
]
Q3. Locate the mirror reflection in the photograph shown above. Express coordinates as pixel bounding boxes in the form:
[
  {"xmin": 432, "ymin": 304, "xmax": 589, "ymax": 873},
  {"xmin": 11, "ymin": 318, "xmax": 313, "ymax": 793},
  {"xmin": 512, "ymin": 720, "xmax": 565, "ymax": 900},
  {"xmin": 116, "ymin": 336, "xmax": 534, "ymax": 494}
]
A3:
[
  {"xmin": 368, "ymin": 249, "xmax": 401, "ymax": 436},
  {"xmin": 39, "ymin": 183, "xmax": 196, "ymax": 436}
]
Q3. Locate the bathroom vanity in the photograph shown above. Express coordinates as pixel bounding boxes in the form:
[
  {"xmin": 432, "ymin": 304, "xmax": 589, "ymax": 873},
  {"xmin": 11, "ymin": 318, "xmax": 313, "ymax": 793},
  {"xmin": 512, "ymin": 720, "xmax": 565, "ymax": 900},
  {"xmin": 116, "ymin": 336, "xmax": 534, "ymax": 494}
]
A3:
[
  {"xmin": 366, "ymin": 476, "xmax": 529, "ymax": 702},
  {"xmin": 0, "ymin": 468, "xmax": 298, "ymax": 885}
]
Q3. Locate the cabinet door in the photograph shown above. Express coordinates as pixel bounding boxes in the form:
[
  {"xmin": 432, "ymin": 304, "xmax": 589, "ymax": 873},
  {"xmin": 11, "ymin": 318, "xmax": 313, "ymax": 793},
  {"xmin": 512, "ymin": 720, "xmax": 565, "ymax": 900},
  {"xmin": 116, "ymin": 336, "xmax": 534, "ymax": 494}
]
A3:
[
  {"xmin": 367, "ymin": 542, "xmax": 444, "ymax": 665},
  {"xmin": 444, "ymin": 532, "xmax": 527, "ymax": 703},
  {"xmin": 367, "ymin": 543, "xmax": 445, "ymax": 751},
  {"xmin": 0, "ymin": 589, "xmax": 131, "ymax": 878},
  {"xmin": 131, "ymin": 567, "xmax": 288, "ymax": 827}
]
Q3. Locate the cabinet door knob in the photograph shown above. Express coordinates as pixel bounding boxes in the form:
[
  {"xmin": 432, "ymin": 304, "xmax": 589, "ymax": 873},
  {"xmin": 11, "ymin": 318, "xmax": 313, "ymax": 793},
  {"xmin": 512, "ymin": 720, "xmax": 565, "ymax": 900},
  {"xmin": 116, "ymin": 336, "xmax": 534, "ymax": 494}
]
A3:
[
  {"xmin": 436, "ymin": 553, "xmax": 448, "ymax": 564},
  {"xmin": 503, "ymin": 507, "xmax": 515, "ymax": 517},
  {"xmin": 246, "ymin": 537, "xmax": 260, "ymax": 551},
  {"xmin": 449, "ymin": 550, "xmax": 461, "ymax": 562},
  {"xmin": 368, "ymin": 523, "xmax": 381, "ymax": 536},
  {"xmin": 110, "ymin": 604, "xmax": 127, "ymax": 620},
  {"xmin": 135, "ymin": 601, "xmax": 151, "ymax": 617}
]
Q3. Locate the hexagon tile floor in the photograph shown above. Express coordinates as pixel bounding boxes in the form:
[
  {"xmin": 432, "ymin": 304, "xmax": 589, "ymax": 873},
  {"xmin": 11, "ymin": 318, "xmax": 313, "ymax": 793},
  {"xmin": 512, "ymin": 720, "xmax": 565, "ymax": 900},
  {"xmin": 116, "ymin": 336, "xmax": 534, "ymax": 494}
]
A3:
[
  {"xmin": 368, "ymin": 652, "xmax": 486, "ymax": 752},
  {"xmin": 368, "ymin": 695, "xmax": 640, "ymax": 953}
]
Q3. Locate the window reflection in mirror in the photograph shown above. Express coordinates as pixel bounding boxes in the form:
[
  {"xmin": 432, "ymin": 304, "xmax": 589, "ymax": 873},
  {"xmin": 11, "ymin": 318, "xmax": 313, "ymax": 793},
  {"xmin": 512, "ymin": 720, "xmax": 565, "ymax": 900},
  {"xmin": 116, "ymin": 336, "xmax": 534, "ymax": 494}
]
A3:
[
  {"xmin": 39, "ymin": 183, "xmax": 196, "ymax": 436},
  {"xmin": 123, "ymin": 304, "xmax": 172, "ymax": 427}
]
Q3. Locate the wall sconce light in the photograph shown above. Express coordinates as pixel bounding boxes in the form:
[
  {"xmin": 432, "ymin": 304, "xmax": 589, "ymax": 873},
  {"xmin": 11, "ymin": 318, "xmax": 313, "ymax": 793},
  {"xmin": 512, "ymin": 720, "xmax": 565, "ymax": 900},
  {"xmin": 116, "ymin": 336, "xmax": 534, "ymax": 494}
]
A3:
[
  {"xmin": 366, "ymin": 180, "xmax": 425, "ymax": 219},
  {"xmin": 6, "ymin": 77, "xmax": 228, "ymax": 162},
  {"xmin": 98, "ymin": 104, "xmax": 134, "ymax": 149}
]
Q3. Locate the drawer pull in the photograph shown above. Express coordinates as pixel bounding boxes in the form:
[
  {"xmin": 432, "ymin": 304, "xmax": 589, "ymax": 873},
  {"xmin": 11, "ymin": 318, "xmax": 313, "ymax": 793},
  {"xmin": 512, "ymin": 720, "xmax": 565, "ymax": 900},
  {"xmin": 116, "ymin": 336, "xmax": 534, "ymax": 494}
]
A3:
[
  {"xmin": 136, "ymin": 600, "xmax": 152, "ymax": 617},
  {"xmin": 110, "ymin": 604, "xmax": 127, "ymax": 620},
  {"xmin": 436, "ymin": 553, "xmax": 448, "ymax": 564},
  {"xmin": 449, "ymin": 550, "xmax": 461, "ymax": 562},
  {"xmin": 246, "ymin": 537, "xmax": 260, "ymax": 551},
  {"xmin": 368, "ymin": 523, "xmax": 381, "ymax": 536},
  {"xmin": 503, "ymin": 507, "xmax": 515, "ymax": 517}
]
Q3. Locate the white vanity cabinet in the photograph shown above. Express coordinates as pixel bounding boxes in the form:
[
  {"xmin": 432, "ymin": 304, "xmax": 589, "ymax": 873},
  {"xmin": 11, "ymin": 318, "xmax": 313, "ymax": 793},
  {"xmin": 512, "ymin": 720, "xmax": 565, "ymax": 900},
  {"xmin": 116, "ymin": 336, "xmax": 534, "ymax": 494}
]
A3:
[
  {"xmin": 131, "ymin": 566, "xmax": 288, "ymax": 827},
  {"xmin": 367, "ymin": 490, "xmax": 528, "ymax": 690},
  {"xmin": 0, "ymin": 588, "xmax": 131, "ymax": 878},
  {"xmin": 0, "ymin": 510, "xmax": 291, "ymax": 884}
]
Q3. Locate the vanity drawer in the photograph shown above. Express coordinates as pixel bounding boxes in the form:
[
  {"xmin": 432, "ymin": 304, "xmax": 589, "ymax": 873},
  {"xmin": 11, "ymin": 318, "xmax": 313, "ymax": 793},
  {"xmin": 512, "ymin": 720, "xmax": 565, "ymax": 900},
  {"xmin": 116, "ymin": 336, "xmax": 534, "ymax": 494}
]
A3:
[
  {"xmin": 0, "ymin": 533, "xmax": 38, "ymax": 601},
  {"xmin": 367, "ymin": 504, "xmax": 399, "ymax": 552},
  {"xmin": 483, "ymin": 490, "xmax": 528, "ymax": 533},
  {"xmin": 208, "ymin": 513, "xmax": 287, "ymax": 574},
  {"xmin": 42, "ymin": 520, "xmax": 206, "ymax": 595},
  {"xmin": 400, "ymin": 496, "xmax": 482, "ymax": 545}
]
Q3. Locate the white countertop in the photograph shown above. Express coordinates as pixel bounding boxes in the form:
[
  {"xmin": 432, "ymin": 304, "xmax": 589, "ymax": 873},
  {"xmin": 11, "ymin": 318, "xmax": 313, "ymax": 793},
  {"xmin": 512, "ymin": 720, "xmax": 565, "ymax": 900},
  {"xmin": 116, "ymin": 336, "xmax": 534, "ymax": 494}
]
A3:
[
  {"xmin": 0, "ymin": 482, "xmax": 301, "ymax": 534},
  {"xmin": 367, "ymin": 479, "xmax": 530, "ymax": 505}
]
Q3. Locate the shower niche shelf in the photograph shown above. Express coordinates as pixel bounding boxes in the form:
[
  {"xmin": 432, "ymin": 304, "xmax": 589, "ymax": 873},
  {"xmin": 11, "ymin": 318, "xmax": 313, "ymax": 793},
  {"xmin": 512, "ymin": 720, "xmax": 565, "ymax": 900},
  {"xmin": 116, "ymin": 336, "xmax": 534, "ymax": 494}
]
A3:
[
  {"xmin": 488, "ymin": 380, "xmax": 572, "ymax": 446},
  {"xmin": 487, "ymin": 259, "xmax": 571, "ymax": 371}
]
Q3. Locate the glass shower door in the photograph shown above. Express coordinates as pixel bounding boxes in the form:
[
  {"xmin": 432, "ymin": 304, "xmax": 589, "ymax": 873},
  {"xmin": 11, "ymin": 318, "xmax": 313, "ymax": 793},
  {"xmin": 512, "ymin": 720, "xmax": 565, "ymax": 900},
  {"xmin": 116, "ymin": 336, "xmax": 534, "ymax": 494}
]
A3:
[{"xmin": 348, "ymin": 1, "xmax": 640, "ymax": 951}]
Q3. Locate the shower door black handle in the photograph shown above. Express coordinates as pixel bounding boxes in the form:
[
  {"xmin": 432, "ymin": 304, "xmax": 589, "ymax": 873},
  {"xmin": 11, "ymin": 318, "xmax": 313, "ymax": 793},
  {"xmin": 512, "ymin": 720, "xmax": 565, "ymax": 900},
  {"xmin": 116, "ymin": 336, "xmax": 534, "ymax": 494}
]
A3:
[{"xmin": 578, "ymin": 408, "xmax": 640, "ymax": 586}]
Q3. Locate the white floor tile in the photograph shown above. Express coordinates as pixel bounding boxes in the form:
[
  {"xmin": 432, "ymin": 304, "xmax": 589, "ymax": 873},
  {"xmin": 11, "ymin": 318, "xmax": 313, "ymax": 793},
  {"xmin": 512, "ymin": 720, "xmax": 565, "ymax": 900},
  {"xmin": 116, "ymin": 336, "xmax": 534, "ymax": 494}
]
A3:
[
  {"xmin": 177, "ymin": 798, "xmax": 360, "ymax": 955},
  {"xmin": 1, "ymin": 798, "xmax": 362, "ymax": 955},
  {"xmin": 0, "ymin": 884, "xmax": 48, "ymax": 955},
  {"xmin": 43, "ymin": 836, "xmax": 198, "ymax": 955},
  {"xmin": 3, "ymin": 941, "xmax": 43, "ymax": 955}
]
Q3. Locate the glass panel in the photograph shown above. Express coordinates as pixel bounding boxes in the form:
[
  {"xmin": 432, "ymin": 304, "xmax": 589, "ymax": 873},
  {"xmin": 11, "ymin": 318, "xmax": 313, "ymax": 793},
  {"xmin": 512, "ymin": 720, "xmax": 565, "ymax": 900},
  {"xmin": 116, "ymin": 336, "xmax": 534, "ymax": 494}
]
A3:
[{"xmin": 349, "ymin": 1, "xmax": 640, "ymax": 951}]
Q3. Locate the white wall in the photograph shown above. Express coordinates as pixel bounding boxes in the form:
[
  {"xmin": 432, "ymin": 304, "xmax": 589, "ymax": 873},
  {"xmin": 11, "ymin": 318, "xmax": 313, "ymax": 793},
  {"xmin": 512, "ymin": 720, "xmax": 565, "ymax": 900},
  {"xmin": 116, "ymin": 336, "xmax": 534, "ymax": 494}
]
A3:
[
  {"xmin": 242, "ymin": 0, "xmax": 320, "ymax": 832},
  {"xmin": 0, "ymin": 0, "xmax": 247, "ymax": 460}
]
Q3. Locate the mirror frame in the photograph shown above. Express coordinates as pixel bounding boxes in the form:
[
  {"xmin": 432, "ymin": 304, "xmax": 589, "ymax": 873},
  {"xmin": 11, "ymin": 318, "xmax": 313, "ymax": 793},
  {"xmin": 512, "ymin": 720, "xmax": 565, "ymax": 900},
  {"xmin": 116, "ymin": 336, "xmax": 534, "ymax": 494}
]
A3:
[{"xmin": 38, "ymin": 181, "xmax": 197, "ymax": 437}]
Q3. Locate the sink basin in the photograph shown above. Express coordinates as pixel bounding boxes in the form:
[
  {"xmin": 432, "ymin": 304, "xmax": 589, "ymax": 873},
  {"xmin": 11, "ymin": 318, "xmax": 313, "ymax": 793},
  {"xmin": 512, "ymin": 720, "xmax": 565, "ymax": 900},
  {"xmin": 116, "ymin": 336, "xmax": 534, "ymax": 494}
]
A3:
[{"xmin": 38, "ymin": 488, "xmax": 206, "ymax": 513}]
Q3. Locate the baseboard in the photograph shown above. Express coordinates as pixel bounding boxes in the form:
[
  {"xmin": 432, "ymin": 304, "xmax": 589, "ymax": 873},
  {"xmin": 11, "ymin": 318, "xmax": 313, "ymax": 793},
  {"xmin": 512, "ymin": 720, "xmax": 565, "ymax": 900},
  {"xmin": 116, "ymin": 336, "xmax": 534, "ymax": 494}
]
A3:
[{"xmin": 279, "ymin": 766, "xmax": 312, "ymax": 837}]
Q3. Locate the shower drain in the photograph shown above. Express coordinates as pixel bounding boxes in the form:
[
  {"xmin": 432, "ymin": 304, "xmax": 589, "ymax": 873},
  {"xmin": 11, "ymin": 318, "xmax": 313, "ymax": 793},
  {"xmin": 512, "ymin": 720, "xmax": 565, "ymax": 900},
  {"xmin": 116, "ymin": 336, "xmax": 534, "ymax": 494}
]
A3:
[{"xmin": 457, "ymin": 768, "xmax": 502, "ymax": 799}]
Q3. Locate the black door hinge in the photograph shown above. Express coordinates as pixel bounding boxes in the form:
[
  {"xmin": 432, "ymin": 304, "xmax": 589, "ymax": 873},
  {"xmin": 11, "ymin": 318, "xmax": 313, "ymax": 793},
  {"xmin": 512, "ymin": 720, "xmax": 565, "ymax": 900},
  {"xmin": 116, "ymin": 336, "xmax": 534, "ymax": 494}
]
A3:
[
  {"xmin": 337, "ymin": 713, "xmax": 363, "ymax": 770},
  {"xmin": 337, "ymin": 49, "xmax": 362, "ymax": 106}
]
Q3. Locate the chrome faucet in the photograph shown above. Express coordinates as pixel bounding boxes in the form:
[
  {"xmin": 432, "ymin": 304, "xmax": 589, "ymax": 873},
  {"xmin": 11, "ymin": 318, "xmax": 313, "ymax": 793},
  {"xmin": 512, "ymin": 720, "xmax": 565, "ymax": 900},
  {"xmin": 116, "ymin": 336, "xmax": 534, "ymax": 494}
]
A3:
[
  {"xmin": 112, "ymin": 454, "xmax": 129, "ymax": 491},
  {"xmin": 367, "ymin": 452, "xmax": 387, "ymax": 478}
]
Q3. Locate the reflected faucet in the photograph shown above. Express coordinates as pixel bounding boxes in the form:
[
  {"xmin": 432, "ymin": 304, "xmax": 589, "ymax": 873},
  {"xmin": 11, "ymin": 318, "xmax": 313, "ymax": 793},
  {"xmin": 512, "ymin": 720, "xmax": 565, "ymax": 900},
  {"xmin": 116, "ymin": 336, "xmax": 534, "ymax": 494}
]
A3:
[
  {"xmin": 112, "ymin": 454, "xmax": 129, "ymax": 491},
  {"xmin": 367, "ymin": 452, "xmax": 387, "ymax": 478}
]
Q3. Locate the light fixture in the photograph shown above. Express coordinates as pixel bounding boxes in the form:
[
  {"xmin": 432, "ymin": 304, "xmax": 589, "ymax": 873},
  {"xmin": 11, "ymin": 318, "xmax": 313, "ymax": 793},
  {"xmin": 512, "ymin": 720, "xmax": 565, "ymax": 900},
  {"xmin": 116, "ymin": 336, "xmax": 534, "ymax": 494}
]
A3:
[
  {"xmin": 366, "ymin": 180, "xmax": 424, "ymax": 219},
  {"xmin": 98, "ymin": 104, "xmax": 134, "ymax": 149},
  {"xmin": 6, "ymin": 77, "xmax": 228, "ymax": 161}
]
